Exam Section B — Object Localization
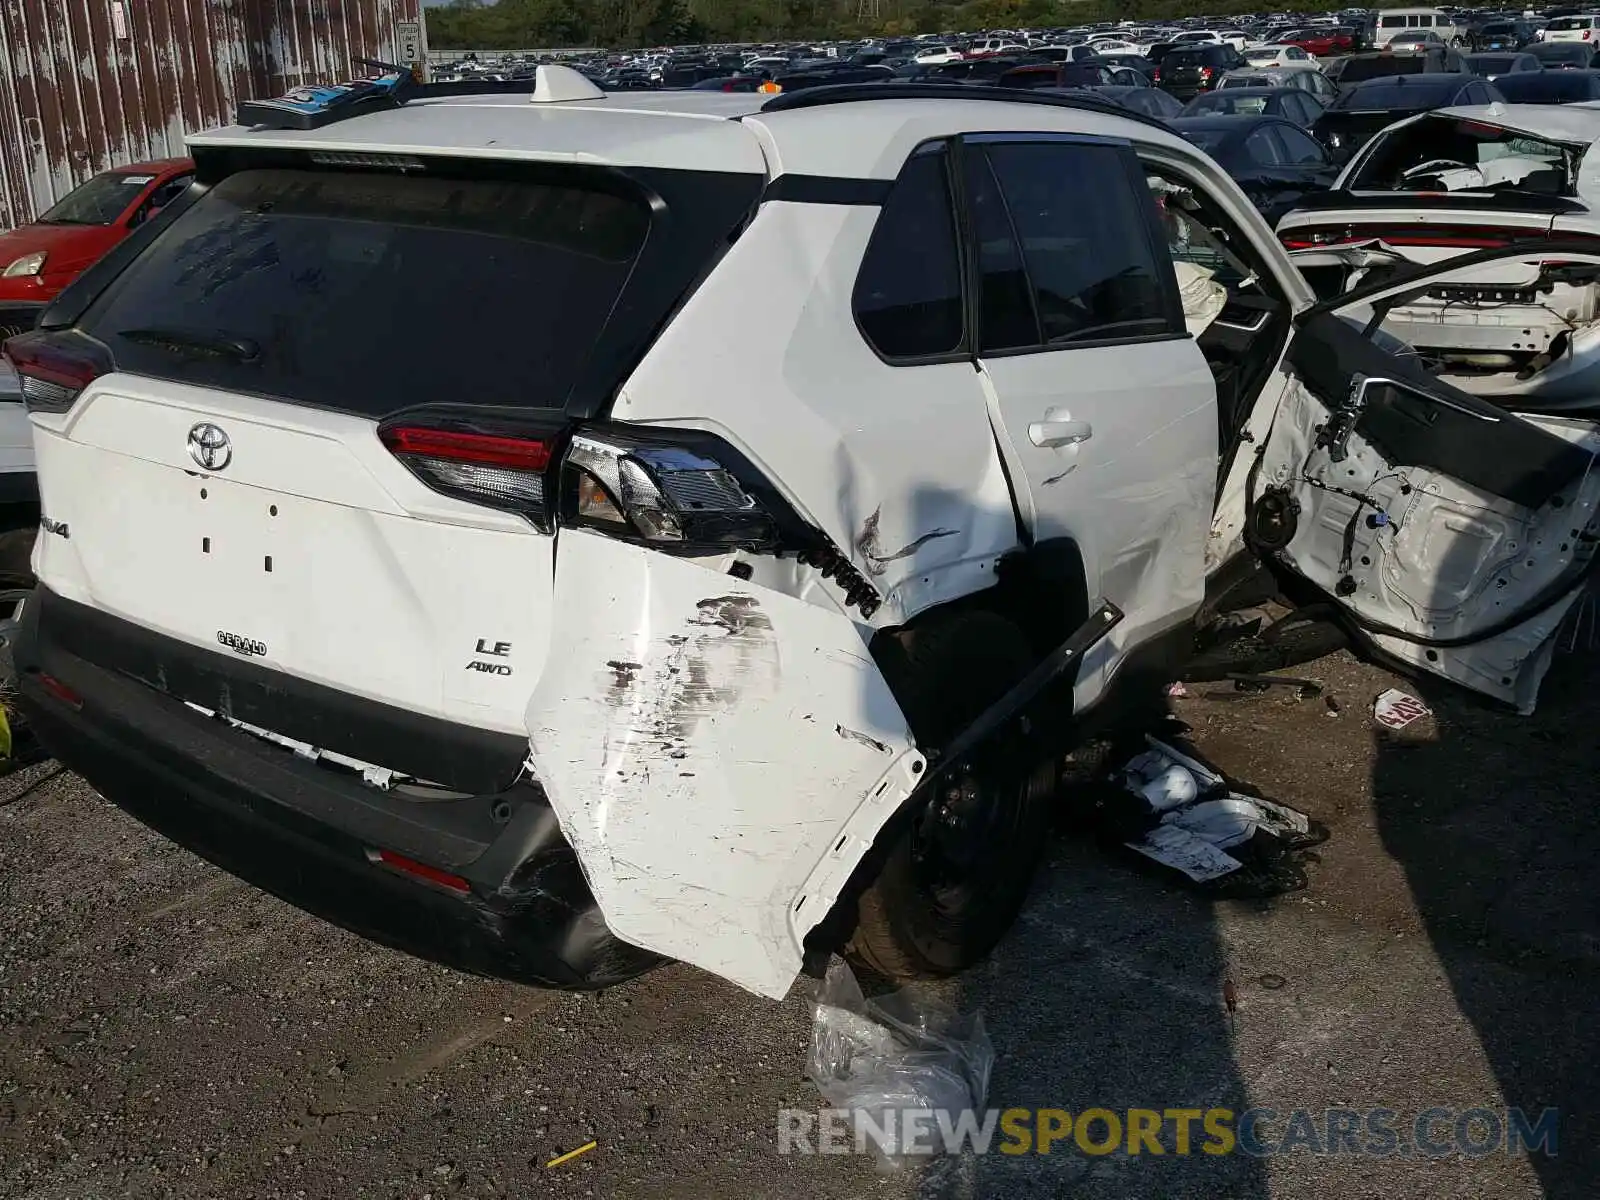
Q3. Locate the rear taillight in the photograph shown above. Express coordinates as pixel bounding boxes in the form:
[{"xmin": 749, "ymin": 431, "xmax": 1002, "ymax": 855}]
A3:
[
  {"xmin": 35, "ymin": 672, "xmax": 83, "ymax": 709},
  {"xmin": 1279, "ymin": 224, "xmax": 1529, "ymax": 250},
  {"xmin": 1200, "ymin": 66, "xmax": 1214, "ymax": 78},
  {"xmin": 1, "ymin": 330, "xmax": 111, "ymax": 414},
  {"xmin": 367, "ymin": 847, "xmax": 471, "ymax": 895},
  {"xmin": 380, "ymin": 423, "xmax": 556, "ymax": 529},
  {"xmin": 562, "ymin": 428, "xmax": 779, "ymax": 553}
]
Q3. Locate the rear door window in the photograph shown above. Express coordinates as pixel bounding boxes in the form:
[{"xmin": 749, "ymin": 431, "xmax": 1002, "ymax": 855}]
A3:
[
  {"xmin": 83, "ymin": 168, "xmax": 651, "ymax": 417},
  {"xmin": 968, "ymin": 140, "xmax": 1177, "ymax": 349}
]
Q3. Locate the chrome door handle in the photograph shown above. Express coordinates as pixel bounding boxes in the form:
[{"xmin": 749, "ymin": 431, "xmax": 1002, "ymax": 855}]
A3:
[{"xmin": 1028, "ymin": 417, "xmax": 1094, "ymax": 449}]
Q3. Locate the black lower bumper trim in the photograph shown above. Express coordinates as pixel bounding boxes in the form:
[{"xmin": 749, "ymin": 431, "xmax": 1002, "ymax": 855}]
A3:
[
  {"xmin": 27, "ymin": 588, "xmax": 528, "ymax": 794},
  {"xmin": 14, "ymin": 591, "xmax": 662, "ymax": 989}
]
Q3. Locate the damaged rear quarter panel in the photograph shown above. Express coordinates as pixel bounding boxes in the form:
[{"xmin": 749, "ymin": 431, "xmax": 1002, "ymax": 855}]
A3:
[{"xmin": 525, "ymin": 530, "xmax": 922, "ymax": 999}]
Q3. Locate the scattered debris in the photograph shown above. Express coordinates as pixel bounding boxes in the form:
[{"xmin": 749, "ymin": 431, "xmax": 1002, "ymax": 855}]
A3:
[
  {"xmin": 545, "ymin": 1140, "xmax": 597, "ymax": 1168},
  {"xmin": 1372, "ymin": 688, "xmax": 1431, "ymax": 731},
  {"xmin": 1228, "ymin": 673, "xmax": 1323, "ymax": 699},
  {"xmin": 807, "ymin": 958, "xmax": 992, "ymax": 1171},
  {"xmin": 1259, "ymin": 973, "xmax": 1288, "ymax": 991},
  {"xmin": 1166, "ymin": 681, "xmax": 1191, "ymax": 699},
  {"xmin": 1325, "ymin": 695, "xmax": 1342, "ymax": 717},
  {"xmin": 1068, "ymin": 728, "xmax": 1329, "ymax": 897}
]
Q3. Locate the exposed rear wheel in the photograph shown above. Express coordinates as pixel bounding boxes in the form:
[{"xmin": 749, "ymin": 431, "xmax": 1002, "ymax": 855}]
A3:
[{"xmin": 846, "ymin": 610, "xmax": 1056, "ymax": 982}]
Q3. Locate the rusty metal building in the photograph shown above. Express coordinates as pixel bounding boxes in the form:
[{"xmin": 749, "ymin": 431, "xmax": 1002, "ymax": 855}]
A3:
[{"xmin": 0, "ymin": 0, "xmax": 423, "ymax": 228}]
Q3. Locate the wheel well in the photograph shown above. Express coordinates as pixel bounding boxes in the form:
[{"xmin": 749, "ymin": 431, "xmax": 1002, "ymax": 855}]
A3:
[
  {"xmin": 0, "ymin": 500, "xmax": 39, "ymax": 535},
  {"xmin": 867, "ymin": 536, "xmax": 1090, "ymax": 741}
]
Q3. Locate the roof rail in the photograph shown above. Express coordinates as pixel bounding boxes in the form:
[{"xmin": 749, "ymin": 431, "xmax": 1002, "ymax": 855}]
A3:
[{"xmin": 758, "ymin": 82, "xmax": 1177, "ymax": 134}]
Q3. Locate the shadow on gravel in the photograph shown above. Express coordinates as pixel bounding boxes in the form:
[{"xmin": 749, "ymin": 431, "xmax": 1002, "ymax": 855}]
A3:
[
  {"xmin": 913, "ymin": 689, "xmax": 1273, "ymax": 1200},
  {"xmin": 1370, "ymin": 644, "xmax": 1600, "ymax": 1200}
]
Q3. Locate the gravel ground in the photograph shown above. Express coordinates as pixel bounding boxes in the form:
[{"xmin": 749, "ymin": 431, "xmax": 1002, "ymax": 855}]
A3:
[{"xmin": 1, "ymin": 647, "xmax": 1595, "ymax": 1199}]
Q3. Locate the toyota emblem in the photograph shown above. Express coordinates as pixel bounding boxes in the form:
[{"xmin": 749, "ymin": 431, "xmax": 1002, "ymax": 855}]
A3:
[{"xmin": 187, "ymin": 423, "xmax": 232, "ymax": 472}]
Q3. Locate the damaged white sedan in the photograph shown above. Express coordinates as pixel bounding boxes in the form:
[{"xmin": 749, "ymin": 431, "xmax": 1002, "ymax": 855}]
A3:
[
  {"xmin": 7, "ymin": 69, "xmax": 1598, "ymax": 1002},
  {"xmin": 1278, "ymin": 104, "xmax": 1600, "ymax": 404}
]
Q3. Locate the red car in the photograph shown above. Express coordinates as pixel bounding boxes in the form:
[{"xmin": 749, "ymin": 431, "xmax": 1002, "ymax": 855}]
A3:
[
  {"xmin": 0, "ymin": 158, "xmax": 193, "ymax": 341},
  {"xmin": 1280, "ymin": 27, "xmax": 1360, "ymax": 57}
]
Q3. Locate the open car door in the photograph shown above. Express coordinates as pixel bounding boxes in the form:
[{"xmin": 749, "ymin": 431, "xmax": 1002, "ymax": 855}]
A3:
[{"xmin": 1245, "ymin": 243, "xmax": 1600, "ymax": 712}]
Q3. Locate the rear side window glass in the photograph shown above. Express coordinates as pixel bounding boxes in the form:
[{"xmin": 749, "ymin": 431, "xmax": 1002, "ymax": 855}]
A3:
[
  {"xmin": 853, "ymin": 145, "xmax": 965, "ymax": 360},
  {"xmin": 979, "ymin": 141, "xmax": 1175, "ymax": 347},
  {"xmin": 84, "ymin": 168, "xmax": 650, "ymax": 417},
  {"xmin": 965, "ymin": 151, "xmax": 1040, "ymax": 353}
]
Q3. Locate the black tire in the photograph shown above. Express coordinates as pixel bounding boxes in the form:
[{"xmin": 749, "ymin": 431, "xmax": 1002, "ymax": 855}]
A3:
[
  {"xmin": 846, "ymin": 610, "xmax": 1056, "ymax": 982},
  {"xmin": 1182, "ymin": 609, "xmax": 1347, "ymax": 682},
  {"xmin": 0, "ymin": 524, "xmax": 34, "ymax": 589}
]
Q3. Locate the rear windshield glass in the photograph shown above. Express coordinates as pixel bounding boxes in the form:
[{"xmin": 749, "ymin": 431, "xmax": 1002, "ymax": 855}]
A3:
[
  {"xmin": 1546, "ymin": 15, "xmax": 1592, "ymax": 29},
  {"xmin": 1177, "ymin": 128, "xmax": 1230, "ymax": 153},
  {"xmin": 38, "ymin": 171, "xmax": 151, "ymax": 226},
  {"xmin": 1164, "ymin": 48, "xmax": 1226, "ymax": 67},
  {"xmin": 1470, "ymin": 56, "xmax": 1517, "ymax": 71},
  {"xmin": 1335, "ymin": 79, "xmax": 1450, "ymax": 106},
  {"xmin": 85, "ymin": 168, "xmax": 650, "ymax": 416},
  {"xmin": 1192, "ymin": 93, "xmax": 1268, "ymax": 113},
  {"xmin": 1350, "ymin": 114, "xmax": 1579, "ymax": 195},
  {"xmin": 1338, "ymin": 55, "xmax": 1427, "ymax": 82},
  {"xmin": 1490, "ymin": 71, "xmax": 1594, "ymax": 100}
]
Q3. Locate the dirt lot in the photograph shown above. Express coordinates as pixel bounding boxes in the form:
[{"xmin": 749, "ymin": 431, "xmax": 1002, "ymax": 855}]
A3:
[{"xmin": 1, "ymin": 645, "xmax": 1595, "ymax": 1200}]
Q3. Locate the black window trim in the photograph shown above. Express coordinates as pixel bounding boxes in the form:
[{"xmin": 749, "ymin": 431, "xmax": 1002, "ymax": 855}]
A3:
[{"xmin": 957, "ymin": 131, "xmax": 1190, "ymax": 360}]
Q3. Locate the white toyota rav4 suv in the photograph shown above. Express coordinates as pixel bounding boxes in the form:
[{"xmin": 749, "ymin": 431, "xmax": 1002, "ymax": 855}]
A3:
[{"xmin": 7, "ymin": 69, "xmax": 1598, "ymax": 1000}]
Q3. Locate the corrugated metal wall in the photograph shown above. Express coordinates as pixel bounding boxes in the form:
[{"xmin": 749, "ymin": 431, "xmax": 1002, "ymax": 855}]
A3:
[{"xmin": 0, "ymin": 0, "xmax": 421, "ymax": 228}]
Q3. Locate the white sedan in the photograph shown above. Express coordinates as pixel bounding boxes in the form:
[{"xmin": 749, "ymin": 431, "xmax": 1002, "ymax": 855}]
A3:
[{"xmin": 1243, "ymin": 44, "xmax": 1319, "ymax": 67}]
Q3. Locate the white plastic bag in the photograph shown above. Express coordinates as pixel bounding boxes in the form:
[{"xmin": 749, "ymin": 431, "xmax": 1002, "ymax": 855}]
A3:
[{"xmin": 806, "ymin": 958, "xmax": 993, "ymax": 1171}]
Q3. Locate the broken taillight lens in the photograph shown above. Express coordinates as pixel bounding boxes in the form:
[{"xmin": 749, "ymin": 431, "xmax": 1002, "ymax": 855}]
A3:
[
  {"xmin": 560, "ymin": 428, "xmax": 780, "ymax": 553},
  {"xmin": 380, "ymin": 423, "xmax": 556, "ymax": 529},
  {"xmin": 2, "ymin": 330, "xmax": 112, "ymax": 414}
]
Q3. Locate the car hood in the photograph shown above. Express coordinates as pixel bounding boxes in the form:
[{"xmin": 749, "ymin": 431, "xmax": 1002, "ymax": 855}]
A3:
[{"xmin": 0, "ymin": 222, "xmax": 122, "ymax": 273}]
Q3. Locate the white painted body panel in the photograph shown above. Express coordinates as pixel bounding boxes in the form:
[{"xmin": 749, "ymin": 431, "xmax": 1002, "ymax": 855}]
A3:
[
  {"xmin": 524, "ymin": 530, "xmax": 922, "ymax": 999},
  {"xmin": 615, "ymin": 199, "xmax": 1020, "ymax": 629},
  {"xmin": 30, "ymin": 377, "xmax": 555, "ymax": 738},
  {"xmin": 977, "ymin": 338, "xmax": 1220, "ymax": 701},
  {"xmin": 1253, "ymin": 380, "xmax": 1600, "ymax": 711}
]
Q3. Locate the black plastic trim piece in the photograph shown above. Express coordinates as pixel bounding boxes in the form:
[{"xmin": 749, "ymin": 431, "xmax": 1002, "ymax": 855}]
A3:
[
  {"xmin": 25, "ymin": 587, "xmax": 529, "ymax": 795},
  {"xmin": 0, "ymin": 470, "xmax": 38, "ymax": 506},
  {"xmin": 759, "ymin": 82, "xmax": 1178, "ymax": 135},
  {"xmin": 762, "ymin": 174, "xmax": 892, "ymax": 205},
  {"xmin": 1287, "ymin": 311, "xmax": 1593, "ymax": 510},
  {"xmin": 12, "ymin": 613, "xmax": 660, "ymax": 987}
]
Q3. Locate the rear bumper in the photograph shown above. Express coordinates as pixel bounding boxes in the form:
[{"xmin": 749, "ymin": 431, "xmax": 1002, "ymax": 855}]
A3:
[{"xmin": 13, "ymin": 588, "xmax": 661, "ymax": 989}]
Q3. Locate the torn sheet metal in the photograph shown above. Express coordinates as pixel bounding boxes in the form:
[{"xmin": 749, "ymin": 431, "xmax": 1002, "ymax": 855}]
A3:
[
  {"xmin": 1252, "ymin": 374, "xmax": 1600, "ymax": 712},
  {"xmin": 525, "ymin": 529, "xmax": 923, "ymax": 999}
]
